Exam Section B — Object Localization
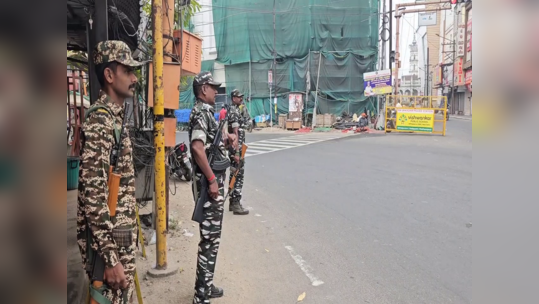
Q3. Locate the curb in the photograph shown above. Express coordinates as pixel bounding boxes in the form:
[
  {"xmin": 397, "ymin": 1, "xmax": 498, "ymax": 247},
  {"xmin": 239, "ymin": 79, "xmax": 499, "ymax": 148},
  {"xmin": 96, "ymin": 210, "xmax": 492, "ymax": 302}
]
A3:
[{"xmin": 450, "ymin": 116, "xmax": 472, "ymax": 121}]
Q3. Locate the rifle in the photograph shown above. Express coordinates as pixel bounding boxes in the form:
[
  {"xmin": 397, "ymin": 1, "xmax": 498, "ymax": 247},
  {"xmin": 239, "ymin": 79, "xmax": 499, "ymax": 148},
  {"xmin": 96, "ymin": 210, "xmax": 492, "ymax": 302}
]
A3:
[
  {"xmin": 88, "ymin": 102, "xmax": 130, "ymax": 304},
  {"xmin": 192, "ymin": 105, "xmax": 230, "ymax": 224},
  {"xmin": 224, "ymin": 143, "xmax": 248, "ymax": 201}
]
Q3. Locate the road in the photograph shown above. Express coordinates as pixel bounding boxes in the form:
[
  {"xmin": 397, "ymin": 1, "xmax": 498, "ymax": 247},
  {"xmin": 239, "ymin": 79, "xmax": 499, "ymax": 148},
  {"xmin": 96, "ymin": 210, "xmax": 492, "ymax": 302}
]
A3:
[
  {"xmin": 208, "ymin": 120, "xmax": 472, "ymax": 304},
  {"xmin": 175, "ymin": 130, "xmax": 293, "ymax": 147}
]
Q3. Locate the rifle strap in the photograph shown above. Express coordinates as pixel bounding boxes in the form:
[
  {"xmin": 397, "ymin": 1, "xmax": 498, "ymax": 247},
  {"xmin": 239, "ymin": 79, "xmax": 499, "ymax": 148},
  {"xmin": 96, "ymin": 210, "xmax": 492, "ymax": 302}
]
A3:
[
  {"xmin": 191, "ymin": 160, "xmax": 199, "ymax": 202},
  {"xmin": 85, "ymin": 221, "xmax": 94, "ymax": 274},
  {"xmin": 84, "ymin": 105, "xmax": 121, "ymax": 146},
  {"xmin": 89, "ymin": 284, "xmax": 112, "ymax": 304}
]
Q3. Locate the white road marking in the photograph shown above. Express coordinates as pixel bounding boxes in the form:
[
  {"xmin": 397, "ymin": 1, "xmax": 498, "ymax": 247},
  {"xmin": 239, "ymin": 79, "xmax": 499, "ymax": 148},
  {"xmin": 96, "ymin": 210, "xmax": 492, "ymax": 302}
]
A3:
[
  {"xmin": 244, "ymin": 134, "xmax": 350, "ymax": 158},
  {"xmin": 284, "ymin": 245, "xmax": 324, "ymax": 287},
  {"xmin": 247, "ymin": 146, "xmax": 278, "ymax": 151},
  {"xmin": 250, "ymin": 142, "xmax": 298, "ymax": 148},
  {"xmin": 248, "ymin": 148, "xmax": 277, "ymax": 154}
]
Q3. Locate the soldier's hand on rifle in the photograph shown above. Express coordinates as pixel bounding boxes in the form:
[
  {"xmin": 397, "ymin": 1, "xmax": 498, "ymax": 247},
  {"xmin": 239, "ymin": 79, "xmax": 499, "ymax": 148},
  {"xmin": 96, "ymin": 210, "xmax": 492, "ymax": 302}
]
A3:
[
  {"xmin": 208, "ymin": 178, "xmax": 219, "ymax": 199},
  {"xmin": 104, "ymin": 263, "xmax": 128, "ymax": 290},
  {"xmin": 227, "ymin": 133, "xmax": 238, "ymax": 151},
  {"xmin": 234, "ymin": 155, "xmax": 240, "ymax": 164}
]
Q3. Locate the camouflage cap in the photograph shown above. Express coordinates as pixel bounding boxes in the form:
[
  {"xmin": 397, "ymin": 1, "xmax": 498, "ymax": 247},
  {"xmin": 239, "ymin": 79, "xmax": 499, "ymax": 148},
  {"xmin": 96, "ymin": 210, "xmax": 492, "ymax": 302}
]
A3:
[
  {"xmin": 230, "ymin": 89, "xmax": 244, "ymax": 98},
  {"xmin": 93, "ymin": 40, "xmax": 146, "ymax": 67},
  {"xmin": 193, "ymin": 71, "xmax": 221, "ymax": 87}
]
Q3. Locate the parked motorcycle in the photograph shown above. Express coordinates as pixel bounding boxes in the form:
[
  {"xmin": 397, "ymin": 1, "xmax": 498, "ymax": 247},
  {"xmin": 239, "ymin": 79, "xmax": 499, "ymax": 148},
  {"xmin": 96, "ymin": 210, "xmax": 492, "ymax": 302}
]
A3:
[{"xmin": 168, "ymin": 142, "xmax": 192, "ymax": 181}]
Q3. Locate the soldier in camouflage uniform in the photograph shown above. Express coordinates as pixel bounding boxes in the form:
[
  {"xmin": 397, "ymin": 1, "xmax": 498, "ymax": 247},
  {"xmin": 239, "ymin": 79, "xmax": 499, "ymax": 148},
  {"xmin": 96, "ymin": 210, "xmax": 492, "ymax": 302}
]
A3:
[
  {"xmin": 226, "ymin": 89, "xmax": 250, "ymax": 215},
  {"xmin": 239, "ymin": 100, "xmax": 252, "ymax": 131},
  {"xmin": 189, "ymin": 71, "xmax": 237, "ymax": 304},
  {"xmin": 77, "ymin": 40, "xmax": 145, "ymax": 304}
]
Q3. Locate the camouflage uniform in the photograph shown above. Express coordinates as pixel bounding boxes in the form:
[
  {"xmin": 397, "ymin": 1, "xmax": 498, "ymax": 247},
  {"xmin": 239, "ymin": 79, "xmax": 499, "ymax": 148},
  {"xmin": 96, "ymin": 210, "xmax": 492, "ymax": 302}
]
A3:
[
  {"xmin": 189, "ymin": 71, "xmax": 227, "ymax": 304},
  {"xmin": 227, "ymin": 90, "xmax": 250, "ymax": 213},
  {"xmin": 239, "ymin": 104, "xmax": 252, "ymax": 130},
  {"xmin": 76, "ymin": 40, "xmax": 144, "ymax": 304}
]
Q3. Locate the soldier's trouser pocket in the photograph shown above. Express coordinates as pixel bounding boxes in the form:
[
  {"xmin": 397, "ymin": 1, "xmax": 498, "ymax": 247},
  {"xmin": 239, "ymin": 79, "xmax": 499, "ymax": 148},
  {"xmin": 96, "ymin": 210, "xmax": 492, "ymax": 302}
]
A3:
[{"xmin": 112, "ymin": 226, "xmax": 134, "ymax": 248}]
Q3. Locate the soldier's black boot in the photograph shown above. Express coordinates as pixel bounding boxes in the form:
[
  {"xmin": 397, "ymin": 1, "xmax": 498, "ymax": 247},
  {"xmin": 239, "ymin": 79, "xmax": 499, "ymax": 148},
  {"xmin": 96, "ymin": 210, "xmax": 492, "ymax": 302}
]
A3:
[
  {"xmin": 231, "ymin": 201, "xmax": 249, "ymax": 215},
  {"xmin": 209, "ymin": 285, "xmax": 224, "ymax": 298}
]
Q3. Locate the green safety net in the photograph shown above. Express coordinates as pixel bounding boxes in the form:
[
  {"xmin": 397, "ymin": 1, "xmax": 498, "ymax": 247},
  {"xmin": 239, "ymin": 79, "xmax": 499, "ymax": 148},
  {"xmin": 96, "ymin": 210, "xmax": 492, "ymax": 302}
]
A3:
[
  {"xmin": 213, "ymin": 0, "xmax": 379, "ymax": 64},
  {"xmin": 211, "ymin": 0, "xmax": 380, "ymax": 119},
  {"xmin": 180, "ymin": 0, "xmax": 380, "ymax": 118},
  {"xmin": 224, "ymin": 51, "xmax": 377, "ymax": 118}
]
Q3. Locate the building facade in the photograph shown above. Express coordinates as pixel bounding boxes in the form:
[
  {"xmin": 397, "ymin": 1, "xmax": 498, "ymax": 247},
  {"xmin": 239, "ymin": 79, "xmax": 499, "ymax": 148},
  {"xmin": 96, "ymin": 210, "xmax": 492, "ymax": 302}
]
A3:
[
  {"xmin": 398, "ymin": 40, "xmax": 422, "ymax": 96},
  {"xmin": 432, "ymin": 1, "xmax": 472, "ymax": 116},
  {"xmin": 191, "ymin": 0, "xmax": 227, "ymax": 88}
]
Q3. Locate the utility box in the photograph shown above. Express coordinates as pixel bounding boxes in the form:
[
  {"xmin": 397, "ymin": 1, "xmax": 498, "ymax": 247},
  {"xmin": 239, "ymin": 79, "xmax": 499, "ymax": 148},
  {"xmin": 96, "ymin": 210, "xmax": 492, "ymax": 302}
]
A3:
[
  {"xmin": 164, "ymin": 117, "xmax": 176, "ymax": 147},
  {"xmin": 173, "ymin": 29, "xmax": 202, "ymax": 76},
  {"xmin": 147, "ymin": 62, "xmax": 181, "ymax": 110}
]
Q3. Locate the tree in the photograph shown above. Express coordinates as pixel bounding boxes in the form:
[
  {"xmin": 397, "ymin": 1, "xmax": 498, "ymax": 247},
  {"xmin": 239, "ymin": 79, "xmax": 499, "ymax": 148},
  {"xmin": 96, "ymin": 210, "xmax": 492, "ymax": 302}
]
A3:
[
  {"xmin": 142, "ymin": 0, "xmax": 201, "ymax": 86},
  {"xmin": 142, "ymin": 0, "xmax": 201, "ymax": 29}
]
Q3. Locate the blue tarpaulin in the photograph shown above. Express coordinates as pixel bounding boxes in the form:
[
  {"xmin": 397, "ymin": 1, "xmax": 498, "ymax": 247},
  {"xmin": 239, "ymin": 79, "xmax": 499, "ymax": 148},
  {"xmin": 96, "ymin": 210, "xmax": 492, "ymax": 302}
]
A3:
[
  {"xmin": 175, "ymin": 109, "xmax": 192, "ymax": 123},
  {"xmin": 174, "ymin": 109, "xmax": 219, "ymax": 123}
]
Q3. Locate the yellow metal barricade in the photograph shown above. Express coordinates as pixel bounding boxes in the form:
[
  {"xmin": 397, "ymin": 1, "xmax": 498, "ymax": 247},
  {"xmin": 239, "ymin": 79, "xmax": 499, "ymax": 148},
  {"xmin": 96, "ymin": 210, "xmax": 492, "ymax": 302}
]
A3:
[{"xmin": 384, "ymin": 95, "xmax": 447, "ymax": 136}]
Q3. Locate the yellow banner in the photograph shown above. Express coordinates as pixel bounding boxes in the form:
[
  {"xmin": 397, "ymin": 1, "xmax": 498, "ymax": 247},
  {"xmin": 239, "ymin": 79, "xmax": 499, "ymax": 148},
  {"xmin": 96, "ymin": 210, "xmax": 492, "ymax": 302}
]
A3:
[{"xmin": 396, "ymin": 109, "xmax": 435, "ymax": 132}]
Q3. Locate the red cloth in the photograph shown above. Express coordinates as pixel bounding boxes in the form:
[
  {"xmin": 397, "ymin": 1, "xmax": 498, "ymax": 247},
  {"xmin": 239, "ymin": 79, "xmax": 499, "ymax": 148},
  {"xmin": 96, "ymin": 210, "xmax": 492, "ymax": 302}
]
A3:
[{"xmin": 219, "ymin": 108, "xmax": 227, "ymax": 121}]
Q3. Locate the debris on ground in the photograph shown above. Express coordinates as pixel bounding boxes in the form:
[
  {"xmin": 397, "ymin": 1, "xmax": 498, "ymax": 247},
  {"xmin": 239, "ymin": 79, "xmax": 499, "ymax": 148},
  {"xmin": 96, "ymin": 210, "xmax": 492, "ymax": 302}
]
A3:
[
  {"xmin": 182, "ymin": 229, "xmax": 194, "ymax": 238},
  {"xmin": 295, "ymin": 127, "xmax": 312, "ymax": 133}
]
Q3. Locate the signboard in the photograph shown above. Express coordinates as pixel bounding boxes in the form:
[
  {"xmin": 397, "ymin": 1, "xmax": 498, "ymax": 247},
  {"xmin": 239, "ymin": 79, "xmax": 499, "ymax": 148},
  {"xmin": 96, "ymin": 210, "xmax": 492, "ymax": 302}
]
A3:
[
  {"xmin": 454, "ymin": 57, "xmax": 465, "ymax": 86},
  {"xmin": 396, "ymin": 109, "xmax": 435, "ymax": 132},
  {"xmin": 456, "ymin": 25, "xmax": 466, "ymax": 57},
  {"xmin": 363, "ymin": 69, "xmax": 392, "ymax": 96},
  {"xmin": 268, "ymin": 70, "xmax": 273, "ymax": 84},
  {"xmin": 466, "ymin": 70, "xmax": 472, "ymax": 92},
  {"xmin": 289, "ymin": 94, "xmax": 303, "ymax": 113},
  {"xmin": 434, "ymin": 66, "xmax": 442, "ymax": 86},
  {"xmin": 418, "ymin": 12, "xmax": 437, "ymax": 26},
  {"xmin": 466, "ymin": 8, "xmax": 472, "ymax": 62}
]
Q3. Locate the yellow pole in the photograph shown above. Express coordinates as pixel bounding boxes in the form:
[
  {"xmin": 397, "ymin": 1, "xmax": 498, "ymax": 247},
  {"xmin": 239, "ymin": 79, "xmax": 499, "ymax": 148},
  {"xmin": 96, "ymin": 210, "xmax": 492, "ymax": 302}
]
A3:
[
  {"xmin": 443, "ymin": 96, "xmax": 447, "ymax": 136},
  {"xmin": 134, "ymin": 270, "xmax": 144, "ymax": 304},
  {"xmin": 384, "ymin": 102, "xmax": 388, "ymax": 134},
  {"xmin": 136, "ymin": 205, "xmax": 146, "ymax": 258},
  {"xmin": 152, "ymin": 0, "xmax": 167, "ymax": 269}
]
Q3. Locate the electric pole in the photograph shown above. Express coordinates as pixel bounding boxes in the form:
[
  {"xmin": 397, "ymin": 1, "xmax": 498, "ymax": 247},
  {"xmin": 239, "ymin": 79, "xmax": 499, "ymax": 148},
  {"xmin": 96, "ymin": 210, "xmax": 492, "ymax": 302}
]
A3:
[
  {"xmin": 147, "ymin": 0, "xmax": 178, "ymax": 278},
  {"xmin": 393, "ymin": 1, "xmax": 452, "ymax": 97},
  {"xmin": 389, "ymin": 0, "xmax": 393, "ymax": 69},
  {"xmin": 426, "ymin": 46, "xmax": 429, "ymax": 96},
  {"xmin": 271, "ymin": 0, "xmax": 276, "ymax": 129},
  {"xmin": 450, "ymin": 3, "xmax": 457, "ymax": 114}
]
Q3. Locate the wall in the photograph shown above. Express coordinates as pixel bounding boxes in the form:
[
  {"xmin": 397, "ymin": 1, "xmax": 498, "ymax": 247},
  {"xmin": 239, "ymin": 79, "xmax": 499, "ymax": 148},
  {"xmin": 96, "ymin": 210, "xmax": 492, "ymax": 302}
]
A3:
[
  {"xmin": 191, "ymin": 0, "xmax": 227, "ymax": 86},
  {"xmin": 425, "ymin": 0, "xmax": 441, "ymax": 95},
  {"xmin": 192, "ymin": 0, "xmax": 216, "ymax": 61}
]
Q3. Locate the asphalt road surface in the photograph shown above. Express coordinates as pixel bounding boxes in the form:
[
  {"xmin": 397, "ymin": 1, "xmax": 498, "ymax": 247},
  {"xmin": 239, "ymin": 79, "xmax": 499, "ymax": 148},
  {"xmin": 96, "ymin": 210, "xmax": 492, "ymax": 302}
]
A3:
[{"xmin": 177, "ymin": 121, "xmax": 472, "ymax": 304}]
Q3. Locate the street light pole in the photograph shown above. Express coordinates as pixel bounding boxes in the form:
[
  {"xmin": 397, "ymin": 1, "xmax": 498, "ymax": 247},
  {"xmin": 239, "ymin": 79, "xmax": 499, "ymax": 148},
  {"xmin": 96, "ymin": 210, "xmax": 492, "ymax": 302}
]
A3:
[
  {"xmin": 393, "ymin": 2, "xmax": 452, "ymax": 98},
  {"xmin": 451, "ymin": 35, "xmax": 456, "ymax": 114},
  {"xmin": 271, "ymin": 0, "xmax": 276, "ymax": 129}
]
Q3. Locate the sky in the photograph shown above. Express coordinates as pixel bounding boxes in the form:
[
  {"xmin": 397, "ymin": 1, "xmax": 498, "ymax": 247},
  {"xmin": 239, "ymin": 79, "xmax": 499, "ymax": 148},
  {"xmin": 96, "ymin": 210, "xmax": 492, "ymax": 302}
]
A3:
[{"xmin": 392, "ymin": 0, "xmax": 428, "ymax": 78}]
